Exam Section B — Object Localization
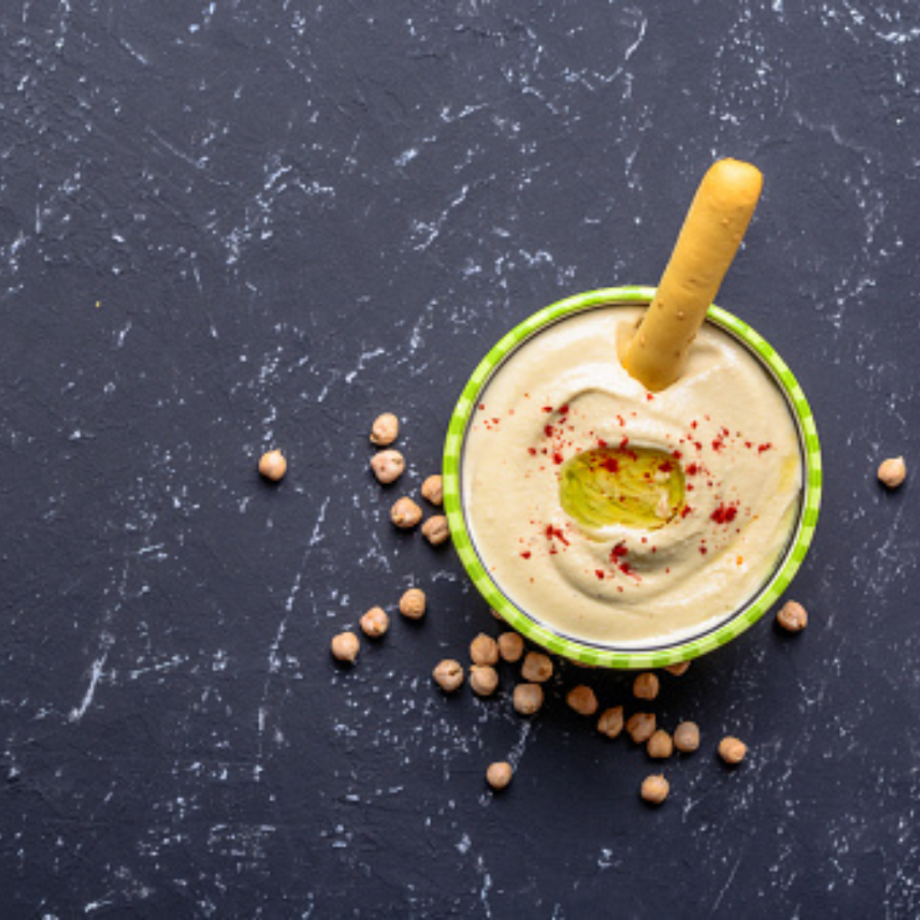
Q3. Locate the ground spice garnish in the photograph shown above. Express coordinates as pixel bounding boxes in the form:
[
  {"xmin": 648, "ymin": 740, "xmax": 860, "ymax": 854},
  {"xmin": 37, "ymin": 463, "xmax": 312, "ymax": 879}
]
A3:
[
  {"xmin": 545, "ymin": 525, "xmax": 570, "ymax": 546},
  {"xmin": 711, "ymin": 503, "xmax": 738, "ymax": 524}
]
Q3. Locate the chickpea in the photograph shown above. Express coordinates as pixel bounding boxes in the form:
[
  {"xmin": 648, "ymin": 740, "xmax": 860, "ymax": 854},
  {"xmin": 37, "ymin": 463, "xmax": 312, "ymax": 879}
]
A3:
[
  {"xmin": 521, "ymin": 651, "xmax": 553, "ymax": 683},
  {"xmin": 497, "ymin": 632, "xmax": 525, "ymax": 663},
  {"xmin": 673, "ymin": 721, "xmax": 700, "ymax": 753},
  {"xmin": 776, "ymin": 600, "xmax": 808, "ymax": 633},
  {"xmin": 258, "ymin": 449, "xmax": 287, "ymax": 482},
  {"xmin": 421, "ymin": 515, "xmax": 450, "ymax": 546},
  {"xmin": 359, "ymin": 606, "xmax": 389, "ymax": 638},
  {"xmin": 878, "ymin": 456, "xmax": 907, "ymax": 489},
  {"xmin": 490, "ymin": 608, "xmax": 504, "ymax": 622},
  {"xmin": 370, "ymin": 413, "xmax": 399, "ymax": 446},
  {"xmin": 432, "ymin": 659, "xmax": 464, "ymax": 692},
  {"xmin": 665, "ymin": 661, "xmax": 691, "ymax": 677},
  {"xmin": 513, "ymin": 683, "xmax": 544, "ymax": 715},
  {"xmin": 486, "ymin": 761, "xmax": 513, "ymax": 791},
  {"xmin": 566, "ymin": 685, "xmax": 599, "ymax": 716},
  {"xmin": 331, "ymin": 631, "xmax": 359, "ymax": 664},
  {"xmin": 647, "ymin": 729, "xmax": 673, "ymax": 759},
  {"xmin": 470, "ymin": 665, "xmax": 499, "ymax": 696},
  {"xmin": 421, "ymin": 474, "xmax": 444, "ymax": 505},
  {"xmin": 597, "ymin": 706, "xmax": 624, "ymax": 739},
  {"xmin": 470, "ymin": 633, "xmax": 499, "ymax": 666},
  {"xmin": 370, "ymin": 450, "xmax": 405, "ymax": 484},
  {"xmin": 399, "ymin": 588, "xmax": 426, "ymax": 620},
  {"xmin": 640, "ymin": 774, "xmax": 669, "ymax": 805},
  {"xmin": 718, "ymin": 736, "xmax": 748, "ymax": 765},
  {"xmin": 633, "ymin": 672, "xmax": 660, "ymax": 701},
  {"xmin": 626, "ymin": 712, "xmax": 656, "ymax": 744},
  {"xmin": 391, "ymin": 497, "xmax": 422, "ymax": 529}
]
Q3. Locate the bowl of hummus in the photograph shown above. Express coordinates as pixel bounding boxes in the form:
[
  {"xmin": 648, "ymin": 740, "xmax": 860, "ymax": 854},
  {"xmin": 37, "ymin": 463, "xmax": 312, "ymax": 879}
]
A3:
[{"xmin": 442, "ymin": 286, "xmax": 822, "ymax": 669}]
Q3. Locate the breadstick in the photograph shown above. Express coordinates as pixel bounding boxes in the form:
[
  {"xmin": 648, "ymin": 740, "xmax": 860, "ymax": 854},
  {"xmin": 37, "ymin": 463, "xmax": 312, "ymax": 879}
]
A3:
[{"xmin": 623, "ymin": 159, "xmax": 763, "ymax": 391}]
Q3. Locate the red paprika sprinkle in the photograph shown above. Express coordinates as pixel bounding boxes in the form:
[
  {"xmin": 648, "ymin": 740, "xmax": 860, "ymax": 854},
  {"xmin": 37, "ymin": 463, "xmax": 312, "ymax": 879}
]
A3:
[
  {"xmin": 711, "ymin": 503, "xmax": 738, "ymax": 525},
  {"xmin": 545, "ymin": 525, "xmax": 570, "ymax": 546}
]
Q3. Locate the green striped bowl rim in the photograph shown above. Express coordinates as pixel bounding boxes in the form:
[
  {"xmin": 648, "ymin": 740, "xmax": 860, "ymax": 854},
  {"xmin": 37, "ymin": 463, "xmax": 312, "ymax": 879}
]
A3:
[{"xmin": 442, "ymin": 286, "xmax": 822, "ymax": 670}]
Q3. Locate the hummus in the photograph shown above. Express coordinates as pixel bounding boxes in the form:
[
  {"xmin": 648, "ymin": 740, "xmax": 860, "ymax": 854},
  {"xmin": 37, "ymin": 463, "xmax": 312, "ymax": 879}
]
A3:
[{"xmin": 462, "ymin": 305, "xmax": 802, "ymax": 648}]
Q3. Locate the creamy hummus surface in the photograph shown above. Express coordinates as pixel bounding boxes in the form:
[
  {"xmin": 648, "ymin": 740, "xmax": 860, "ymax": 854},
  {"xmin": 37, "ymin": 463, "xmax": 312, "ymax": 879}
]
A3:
[{"xmin": 462, "ymin": 305, "xmax": 802, "ymax": 648}]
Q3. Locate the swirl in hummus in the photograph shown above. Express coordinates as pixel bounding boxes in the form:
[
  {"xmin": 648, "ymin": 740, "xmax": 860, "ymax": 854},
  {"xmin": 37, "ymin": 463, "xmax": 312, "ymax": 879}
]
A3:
[{"xmin": 462, "ymin": 305, "xmax": 802, "ymax": 647}]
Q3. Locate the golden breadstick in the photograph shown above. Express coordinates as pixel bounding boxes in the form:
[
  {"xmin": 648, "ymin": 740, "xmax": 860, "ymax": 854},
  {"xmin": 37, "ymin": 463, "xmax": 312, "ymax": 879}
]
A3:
[{"xmin": 623, "ymin": 159, "xmax": 763, "ymax": 391}]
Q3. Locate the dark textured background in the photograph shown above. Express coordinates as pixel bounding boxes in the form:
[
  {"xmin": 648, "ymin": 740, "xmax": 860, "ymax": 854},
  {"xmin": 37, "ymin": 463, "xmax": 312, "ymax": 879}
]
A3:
[{"xmin": 2, "ymin": 1, "xmax": 919, "ymax": 916}]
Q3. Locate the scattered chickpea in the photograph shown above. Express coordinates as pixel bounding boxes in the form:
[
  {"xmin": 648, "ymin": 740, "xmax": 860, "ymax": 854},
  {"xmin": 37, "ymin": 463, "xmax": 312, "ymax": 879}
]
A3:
[
  {"xmin": 777, "ymin": 600, "xmax": 808, "ymax": 633},
  {"xmin": 432, "ymin": 659, "xmax": 464, "ymax": 692},
  {"xmin": 486, "ymin": 761, "xmax": 513, "ymax": 791},
  {"xmin": 640, "ymin": 774, "xmax": 669, "ymax": 805},
  {"xmin": 566, "ymin": 685, "xmax": 599, "ymax": 716},
  {"xmin": 399, "ymin": 588, "xmax": 427, "ymax": 620},
  {"xmin": 665, "ymin": 661, "xmax": 691, "ymax": 677},
  {"xmin": 497, "ymin": 632, "xmax": 525, "ymax": 663},
  {"xmin": 490, "ymin": 608, "xmax": 504, "ymax": 622},
  {"xmin": 513, "ymin": 683, "xmax": 544, "ymax": 715},
  {"xmin": 673, "ymin": 722, "xmax": 700, "ymax": 753},
  {"xmin": 633, "ymin": 672, "xmax": 660, "ymax": 701},
  {"xmin": 470, "ymin": 665, "xmax": 499, "ymax": 697},
  {"xmin": 718, "ymin": 736, "xmax": 748, "ymax": 765},
  {"xmin": 391, "ymin": 497, "xmax": 422, "ymax": 529},
  {"xmin": 370, "ymin": 413, "xmax": 399, "ymax": 446},
  {"xmin": 647, "ymin": 730, "xmax": 674, "ymax": 759},
  {"xmin": 597, "ymin": 707, "xmax": 624, "ymax": 739},
  {"xmin": 421, "ymin": 475, "xmax": 444, "ymax": 505},
  {"xmin": 521, "ymin": 651, "xmax": 553, "ymax": 683},
  {"xmin": 421, "ymin": 515, "xmax": 450, "ymax": 546},
  {"xmin": 878, "ymin": 456, "xmax": 907, "ymax": 489},
  {"xmin": 626, "ymin": 712, "xmax": 657, "ymax": 744},
  {"xmin": 470, "ymin": 633, "xmax": 499, "ymax": 666},
  {"xmin": 258, "ymin": 449, "xmax": 287, "ymax": 482},
  {"xmin": 331, "ymin": 631, "xmax": 359, "ymax": 664},
  {"xmin": 369, "ymin": 450, "xmax": 405, "ymax": 485},
  {"xmin": 359, "ymin": 606, "xmax": 389, "ymax": 639}
]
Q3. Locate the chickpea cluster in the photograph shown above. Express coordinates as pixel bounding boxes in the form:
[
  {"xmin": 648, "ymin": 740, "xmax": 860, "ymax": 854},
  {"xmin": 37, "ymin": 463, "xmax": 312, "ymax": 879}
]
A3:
[
  {"xmin": 366, "ymin": 412, "xmax": 450, "ymax": 544},
  {"xmin": 317, "ymin": 410, "xmax": 799, "ymax": 809}
]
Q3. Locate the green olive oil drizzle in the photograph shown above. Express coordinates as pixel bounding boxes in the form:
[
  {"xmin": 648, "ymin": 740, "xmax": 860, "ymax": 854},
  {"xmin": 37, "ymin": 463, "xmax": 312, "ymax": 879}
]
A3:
[{"xmin": 559, "ymin": 446, "xmax": 685, "ymax": 531}]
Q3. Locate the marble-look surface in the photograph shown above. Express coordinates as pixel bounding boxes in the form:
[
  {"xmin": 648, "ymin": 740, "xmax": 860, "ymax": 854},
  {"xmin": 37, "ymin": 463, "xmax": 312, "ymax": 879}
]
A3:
[{"xmin": 2, "ymin": 1, "xmax": 919, "ymax": 916}]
